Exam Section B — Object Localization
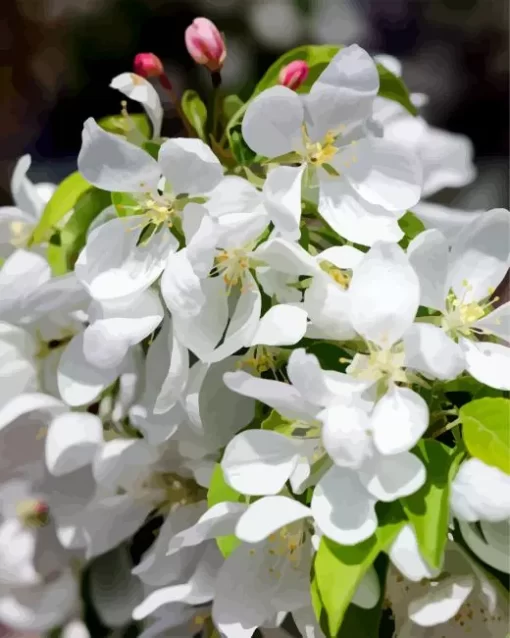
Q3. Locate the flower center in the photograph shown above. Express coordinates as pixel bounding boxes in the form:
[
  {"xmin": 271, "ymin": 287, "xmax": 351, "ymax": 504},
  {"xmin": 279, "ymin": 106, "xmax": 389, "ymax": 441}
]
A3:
[
  {"xmin": 320, "ymin": 261, "xmax": 351, "ymax": 289},
  {"xmin": 211, "ymin": 245, "xmax": 254, "ymax": 293},
  {"xmin": 250, "ymin": 521, "xmax": 308, "ymax": 577},
  {"xmin": 130, "ymin": 471, "xmax": 206, "ymax": 514},
  {"xmin": 239, "ymin": 345, "xmax": 281, "ymax": 376},
  {"xmin": 348, "ymin": 344, "xmax": 408, "ymax": 385},
  {"xmin": 9, "ymin": 221, "xmax": 31, "ymax": 248},
  {"xmin": 442, "ymin": 282, "xmax": 498, "ymax": 338},
  {"xmin": 16, "ymin": 499, "xmax": 50, "ymax": 528},
  {"xmin": 302, "ymin": 126, "xmax": 338, "ymax": 167}
]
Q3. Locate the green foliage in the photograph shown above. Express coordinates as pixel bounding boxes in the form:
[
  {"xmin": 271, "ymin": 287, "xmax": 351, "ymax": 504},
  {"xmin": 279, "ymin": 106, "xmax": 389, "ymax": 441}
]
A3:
[
  {"xmin": 376, "ymin": 63, "xmax": 418, "ymax": 116},
  {"xmin": 98, "ymin": 113, "xmax": 151, "ymax": 139},
  {"xmin": 261, "ymin": 410, "xmax": 319, "ymax": 438},
  {"xmin": 398, "ymin": 211, "xmax": 425, "ymax": 248},
  {"xmin": 403, "ymin": 440, "xmax": 463, "ymax": 570},
  {"xmin": 207, "ymin": 464, "xmax": 243, "ymax": 557},
  {"xmin": 312, "ymin": 503, "xmax": 406, "ymax": 636},
  {"xmin": 222, "ymin": 95, "xmax": 244, "ymax": 122},
  {"xmin": 112, "ymin": 192, "xmax": 141, "ymax": 217},
  {"xmin": 182, "ymin": 90, "xmax": 208, "ymax": 141},
  {"xmin": 47, "ymin": 188, "xmax": 111, "ymax": 275},
  {"xmin": 31, "ymin": 172, "xmax": 90, "ymax": 244},
  {"xmin": 460, "ymin": 398, "xmax": 510, "ymax": 473},
  {"xmin": 228, "ymin": 125, "xmax": 258, "ymax": 166}
]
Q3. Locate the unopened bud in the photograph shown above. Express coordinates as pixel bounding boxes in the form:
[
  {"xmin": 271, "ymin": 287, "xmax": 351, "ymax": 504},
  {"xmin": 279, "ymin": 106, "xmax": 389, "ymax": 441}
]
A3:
[
  {"xmin": 185, "ymin": 18, "xmax": 226, "ymax": 72},
  {"xmin": 133, "ymin": 52, "xmax": 164, "ymax": 78},
  {"xmin": 16, "ymin": 499, "xmax": 50, "ymax": 528},
  {"xmin": 279, "ymin": 60, "xmax": 309, "ymax": 91}
]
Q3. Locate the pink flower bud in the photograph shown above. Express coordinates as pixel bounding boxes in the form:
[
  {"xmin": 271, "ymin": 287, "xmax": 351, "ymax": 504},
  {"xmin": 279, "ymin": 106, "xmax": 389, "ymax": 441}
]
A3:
[
  {"xmin": 185, "ymin": 18, "xmax": 226, "ymax": 72},
  {"xmin": 279, "ymin": 60, "xmax": 309, "ymax": 91},
  {"xmin": 133, "ymin": 52, "xmax": 164, "ymax": 78}
]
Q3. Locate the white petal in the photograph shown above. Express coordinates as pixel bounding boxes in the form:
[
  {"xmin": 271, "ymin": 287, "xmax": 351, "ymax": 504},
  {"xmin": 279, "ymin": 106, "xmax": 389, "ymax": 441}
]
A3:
[
  {"xmin": 459, "ymin": 521, "xmax": 510, "ymax": 574},
  {"xmin": 110, "ymin": 72, "xmax": 163, "ymax": 138},
  {"xmin": 186, "ymin": 356, "xmax": 256, "ymax": 450},
  {"xmin": 182, "ymin": 204, "xmax": 219, "ymax": 276},
  {"xmin": 448, "ymin": 208, "xmax": 510, "ymax": 302},
  {"xmin": 349, "ymin": 242, "xmax": 420, "ymax": 347},
  {"xmin": 129, "ymin": 401, "xmax": 185, "ymax": 446},
  {"xmin": 413, "ymin": 201, "xmax": 482, "ymax": 242},
  {"xmin": 77, "ymin": 118, "xmax": 160, "ymax": 192},
  {"xmin": 359, "ymin": 451, "xmax": 426, "ymax": 501},
  {"xmin": 222, "ymin": 370, "xmax": 319, "ymax": 421},
  {"xmin": 403, "ymin": 323, "xmax": 465, "ymax": 380},
  {"xmin": 451, "ymin": 458, "xmax": 510, "ymax": 522},
  {"xmin": 242, "ymin": 86, "xmax": 304, "ymax": 158},
  {"xmin": 318, "ymin": 178, "xmax": 404, "ymax": 247},
  {"xmin": 255, "ymin": 237, "xmax": 321, "ymax": 276},
  {"xmin": 303, "ymin": 275, "xmax": 356, "ymax": 341},
  {"xmin": 305, "ymin": 44, "xmax": 379, "ymax": 140},
  {"xmin": 0, "ymin": 250, "xmax": 51, "ymax": 321},
  {"xmin": 0, "ymin": 568, "xmax": 79, "ymax": 632},
  {"xmin": 167, "ymin": 501, "xmax": 247, "ymax": 554},
  {"xmin": 161, "ymin": 249, "xmax": 207, "ymax": 318},
  {"xmin": 317, "ymin": 245, "xmax": 365, "ymax": 270},
  {"xmin": 256, "ymin": 267, "xmax": 301, "ymax": 304},
  {"xmin": 311, "ymin": 466, "xmax": 377, "ymax": 545},
  {"xmin": 389, "ymin": 524, "xmax": 439, "ymax": 581},
  {"xmin": 62, "ymin": 620, "xmax": 91, "ymax": 638},
  {"xmin": 159, "ymin": 138, "xmax": 223, "ymax": 195},
  {"xmin": 474, "ymin": 301, "xmax": 510, "ymax": 341},
  {"xmin": 459, "ymin": 338, "xmax": 510, "ymax": 391},
  {"xmin": 250, "ymin": 304, "xmax": 308, "ymax": 347},
  {"xmin": 143, "ymin": 316, "xmax": 189, "ymax": 414},
  {"xmin": 351, "ymin": 566, "xmax": 380, "ymax": 609},
  {"xmin": 57, "ymin": 333, "xmax": 123, "ymax": 407},
  {"xmin": 408, "ymin": 575, "xmax": 474, "ymax": 627},
  {"xmin": 171, "ymin": 276, "xmax": 229, "ymax": 361},
  {"xmin": 10, "ymin": 155, "xmax": 45, "ymax": 220},
  {"xmin": 45, "ymin": 412, "xmax": 103, "ymax": 476},
  {"xmin": 235, "ymin": 496, "xmax": 310, "ymax": 543},
  {"xmin": 334, "ymin": 137, "xmax": 422, "ymax": 212},
  {"xmin": 407, "ymin": 229, "xmax": 450, "ymax": 311},
  {"xmin": 76, "ymin": 217, "xmax": 175, "ymax": 302},
  {"xmin": 286, "ymin": 348, "xmax": 341, "ymax": 408},
  {"xmin": 320, "ymin": 404, "xmax": 372, "ymax": 469},
  {"xmin": 92, "ymin": 438, "xmax": 158, "ymax": 491},
  {"xmin": 204, "ymin": 175, "xmax": 263, "ymax": 218},
  {"xmin": 0, "ymin": 519, "xmax": 38, "ymax": 586},
  {"xmin": 418, "ymin": 125, "xmax": 477, "ymax": 198},
  {"xmin": 222, "ymin": 430, "xmax": 301, "ymax": 496},
  {"xmin": 205, "ymin": 277, "xmax": 261, "ymax": 363},
  {"xmin": 89, "ymin": 545, "xmax": 143, "ymax": 627},
  {"xmin": 262, "ymin": 165, "xmax": 304, "ymax": 241},
  {"xmin": 83, "ymin": 290, "xmax": 164, "ymax": 369},
  {"xmin": 371, "ymin": 386, "xmax": 429, "ymax": 455}
]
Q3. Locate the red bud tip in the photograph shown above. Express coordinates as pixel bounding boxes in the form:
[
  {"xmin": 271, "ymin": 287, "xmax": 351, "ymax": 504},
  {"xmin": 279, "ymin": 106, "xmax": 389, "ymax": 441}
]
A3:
[
  {"xmin": 279, "ymin": 60, "xmax": 309, "ymax": 91},
  {"xmin": 185, "ymin": 17, "xmax": 226, "ymax": 73},
  {"xmin": 133, "ymin": 52, "xmax": 164, "ymax": 78}
]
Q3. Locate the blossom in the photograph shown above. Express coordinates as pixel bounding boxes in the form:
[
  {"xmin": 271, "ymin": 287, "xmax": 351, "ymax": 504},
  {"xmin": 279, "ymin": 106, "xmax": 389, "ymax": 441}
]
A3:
[
  {"xmin": 242, "ymin": 45, "xmax": 422, "ymax": 245},
  {"xmin": 407, "ymin": 208, "xmax": 510, "ymax": 390},
  {"xmin": 185, "ymin": 18, "xmax": 226, "ymax": 72},
  {"xmin": 110, "ymin": 72, "xmax": 164, "ymax": 140},
  {"xmin": 279, "ymin": 60, "xmax": 309, "ymax": 90}
]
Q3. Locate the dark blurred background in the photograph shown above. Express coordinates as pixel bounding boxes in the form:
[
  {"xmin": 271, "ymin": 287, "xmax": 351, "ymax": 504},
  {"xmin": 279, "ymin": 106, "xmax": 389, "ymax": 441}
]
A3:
[{"xmin": 1, "ymin": 0, "xmax": 508, "ymax": 209}]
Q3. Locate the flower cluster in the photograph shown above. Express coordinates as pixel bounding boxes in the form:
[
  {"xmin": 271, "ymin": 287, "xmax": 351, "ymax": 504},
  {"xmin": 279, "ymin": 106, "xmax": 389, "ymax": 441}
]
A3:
[{"xmin": 0, "ymin": 20, "xmax": 508, "ymax": 638}]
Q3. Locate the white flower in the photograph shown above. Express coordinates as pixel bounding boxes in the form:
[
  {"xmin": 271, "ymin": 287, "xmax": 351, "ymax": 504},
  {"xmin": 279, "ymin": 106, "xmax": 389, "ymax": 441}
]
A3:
[
  {"xmin": 0, "ymin": 155, "xmax": 56, "ymax": 258},
  {"xmin": 110, "ymin": 72, "xmax": 163, "ymax": 140},
  {"xmin": 242, "ymin": 45, "xmax": 422, "ymax": 245},
  {"xmin": 408, "ymin": 208, "xmax": 510, "ymax": 390},
  {"xmin": 458, "ymin": 519, "xmax": 510, "ymax": 575},
  {"xmin": 161, "ymin": 212, "xmax": 309, "ymax": 363},
  {"xmin": 450, "ymin": 458, "xmax": 510, "ymax": 523},
  {"xmin": 386, "ymin": 531, "xmax": 508, "ymax": 637}
]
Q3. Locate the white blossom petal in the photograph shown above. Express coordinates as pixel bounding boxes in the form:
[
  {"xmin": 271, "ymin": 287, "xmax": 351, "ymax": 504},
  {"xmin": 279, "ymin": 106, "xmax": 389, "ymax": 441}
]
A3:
[
  {"xmin": 78, "ymin": 118, "xmax": 160, "ymax": 192},
  {"xmin": 408, "ymin": 575, "xmax": 474, "ymax": 627},
  {"xmin": 311, "ymin": 466, "xmax": 377, "ymax": 545},
  {"xmin": 459, "ymin": 338, "xmax": 510, "ymax": 391},
  {"xmin": 389, "ymin": 525, "xmax": 440, "ymax": 581},
  {"xmin": 359, "ymin": 451, "xmax": 426, "ymax": 501},
  {"xmin": 159, "ymin": 138, "xmax": 223, "ymax": 195},
  {"xmin": 403, "ymin": 323, "xmax": 465, "ymax": 380},
  {"xmin": 473, "ymin": 301, "xmax": 510, "ymax": 342},
  {"xmin": 262, "ymin": 165, "xmax": 304, "ymax": 241},
  {"xmin": 110, "ymin": 72, "xmax": 163, "ymax": 138},
  {"xmin": 242, "ymin": 86, "xmax": 305, "ymax": 158},
  {"xmin": 235, "ymin": 496, "xmax": 310, "ymax": 543},
  {"xmin": 349, "ymin": 242, "xmax": 420, "ymax": 347},
  {"xmin": 320, "ymin": 404, "xmax": 372, "ymax": 469},
  {"xmin": 250, "ymin": 304, "xmax": 308, "ymax": 347},
  {"xmin": 303, "ymin": 275, "xmax": 356, "ymax": 341},
  {"xmin": 45, "ymin": 412, "xmax": 103, "ymax": 476},
  {"xmin": 407, "ymin": 229, "xmax": 450, "ymax": 311},
  {"xmin": 371, "ymin": 386, "xmax": 429, "ymax": 455}
]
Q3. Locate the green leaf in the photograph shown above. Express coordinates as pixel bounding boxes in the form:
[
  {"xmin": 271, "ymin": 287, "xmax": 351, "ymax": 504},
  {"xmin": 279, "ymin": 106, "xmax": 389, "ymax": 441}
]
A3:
[
  {"xmin": 98, "ymin": 113, "xmax": 151, "ymax": 139},
  {"xmin": 313, "ymin": 503, "xmax": 406, "ymax": 636},
  {"xmin": 376, "ymin": 63, "xmax": 418, "ymax": 116},
  {"xmin": 460, "ymin": 398, "xmax": 510, "ymax": 473},
  {"xmin": 31, "ymin": 172, "xmax": 90, "ymax": 244},
  {"xmin": 207, "ymin": 464, "xmax": 243, "ymax": 558},
  {"xmin": 228, "ymin": 125, "xmax": 257, "ymax": 166},
  {"xmin": 398, "ymin": 211, "xmax": 425, "ymax": 248},
  {"xmin": 182, "ymin": 90, "xmax": 207, "ymax": 140},
  {"xmin": 47, "ymin": 188, "xmax": 112, "ymax": 275},
  {"xmin": 402, "ymin": 440, "xmax": 463, "ymax": 570},
  {"xmin": 222, "ymin": 94, "xmax": 244, "ymax": 122},
  {"xmin": 253, "ymin": 44, "xmax": 342, "ymax": 96}
]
